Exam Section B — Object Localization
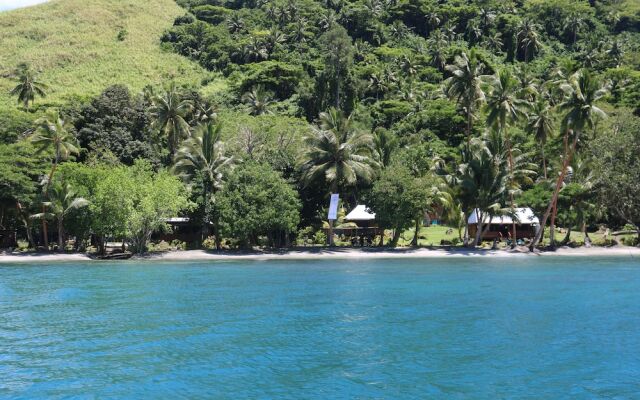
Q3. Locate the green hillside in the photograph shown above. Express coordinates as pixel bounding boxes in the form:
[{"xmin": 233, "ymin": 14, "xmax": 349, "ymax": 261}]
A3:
[{"xmin": 0, "ymin": 0, "xmax": 212, "ymax": 110}]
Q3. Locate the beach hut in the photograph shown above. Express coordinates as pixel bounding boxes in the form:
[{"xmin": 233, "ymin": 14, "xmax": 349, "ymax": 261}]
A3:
[
  {"xmin": 344, "ymin": 205, "xmax": 376, "ymax": 226},
  {"xmin": 467, "ymin": 208, "xmax": 540, "ymax": 241},
  {"xmin": 329, "ymin": 205, "xmax": 381, "ymax": 245}
]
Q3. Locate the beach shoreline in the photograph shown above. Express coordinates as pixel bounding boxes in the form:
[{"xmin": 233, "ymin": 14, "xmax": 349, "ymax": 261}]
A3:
[{"xmin": 1, "ymin": 246, "xmax": 640, "ymax": 263}]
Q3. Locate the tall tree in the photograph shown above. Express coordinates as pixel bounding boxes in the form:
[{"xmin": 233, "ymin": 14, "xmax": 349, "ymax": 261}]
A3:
[
  {"xmin": 173, "ymin": 122, "xmax": 235, "ymax": 249},
  {"xmin": 590, "ymin": 111, "xmax": 640, "ymax": 243},
  {"xmin": 149, "ymin": 83, "xmax": 194, "ymax": 156},
  {"xmin": 516, "ymin": 21, "xmax": 541, "ymax": 63},
  {"xmin": 242, "ymin": 85, "xmax": 275, "ymax": 116},
  {"xmin": 563, "ymin": 12, "xmax": 585, "ymax": 46},
  {"xmin": 526, "ymin": 98, "xmax": 555, "ymax": 180},
  {"xmin": 10, "ymin": 63, "xmax": 48, "ymax": 110},
  {"xmin": 485, "ymin": 69, "xmax": 529, "ymax": 245},
  {"xmin": 319, "ymin": 25, "xmax": 354, "ymax": 108},
  {"xmin": 299, "ymin": 108, "xmax": 377, "ymax": 196},
  {"xmin": 449, "ymin": 135, "xmax": 508, "ymax": 247},
  {"xmin": 444, "ymin": 51, "xmax": 490, "ymax": 143},
  {"xmin": 373, "ymin": 129, "xmax": 397, "ymax": 169},
  {"xmin": 530, "ymin": 70, "xmax": 608, "ymax": 249},
  {"xmin": 32, "ymin": 183, "xmax": 89, "ymax": 251},
  {"xmin": 31, "ymin": 110, "xmax": 79, "ymax": 249}
]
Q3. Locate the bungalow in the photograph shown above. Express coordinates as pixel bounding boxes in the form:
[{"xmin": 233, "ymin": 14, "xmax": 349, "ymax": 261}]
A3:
[
  {"xmin": 326, "ymin": 205, "xmax": 382, "ymax": 244},
  {"xmin": 151, "ymin": 217, "xmax": 203, "ymax": 245},
  {"xmin": 468, "ymin": 208, "xmax": 540, "ymax": 241}
]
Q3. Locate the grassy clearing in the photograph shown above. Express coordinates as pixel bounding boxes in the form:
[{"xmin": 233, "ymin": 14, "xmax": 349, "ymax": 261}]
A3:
[
  {"xmin": 394, "ymin": 225, "xmax": 637, "ymax": 248},
  {"xmin": 0, "ymin": 0, "xmax": 213, "ymax": 111}
]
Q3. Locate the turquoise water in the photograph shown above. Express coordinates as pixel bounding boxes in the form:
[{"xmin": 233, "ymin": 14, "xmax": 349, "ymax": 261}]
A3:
[{"xmin": 1, "ymin": 257, "xmax": 639, "ymax": 399}]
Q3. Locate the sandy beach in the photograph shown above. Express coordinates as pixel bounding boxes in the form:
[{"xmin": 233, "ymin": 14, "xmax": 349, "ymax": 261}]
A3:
[{"xmin": 1, "ymin": 246, "xmax": 640, "ymax": 263}]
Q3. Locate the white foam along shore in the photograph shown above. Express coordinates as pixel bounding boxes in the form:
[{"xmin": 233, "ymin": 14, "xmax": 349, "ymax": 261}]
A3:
[{"xmin": 1, "ymin": 246, "xmax": 640, "ymax": 263}]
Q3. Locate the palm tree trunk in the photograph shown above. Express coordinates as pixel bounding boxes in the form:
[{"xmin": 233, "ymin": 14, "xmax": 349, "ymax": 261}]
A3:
[
  {"xmin": 530, "ymin": 130, "xmax": 579, "ymax": 250},
  {"xmin": 462, "ymin": 212, "xmax": 469, "ymax": 246},
  {"xmin": 505, "ymin": 131, "xmax": 517, "ymax": 248},
  {"xmin": 335, "ymin": 68, "xmax": 340, "ymax": 108},
  {"xmin": 466, "ymin": 109, "xmax": 472, "ymax": 144},
  {"xmin": 541, "ymin": 146, "xmax": 547, "ymax": 180},
  {"xmin": 481, "ymin": 217, "xmax": 493, "ymax": 243},
  {"xmin": 41, "ymin": 205, "xmax": 49, "ymax": 250},
  {"xmin": 16, "ymin": 201, "xmax": 34, "ymax": 249},
  {"xmin": 213, "ymin": 218, "xmax": 221, "ymax": 250},
  {"xmin": 550, "ymin": 201, "xmax": 557, "ymax": 248},
  {"xmin": 561, "ymin": 225, "xmax": 572, "ymax": 245},
  {"xmin": 41, "ymin": 158, "xmax": 60, "ymax": 251},
  {"xmin": 411, "ymin": 218, "xmax": 421, "ymax": 246},
  {"xmin": 391, "ymin": 227, "xmax": 401, "ymax": 247},
  {"xmin": 472, "ymin": 211, "xmax": 484, "ymax": 247},
  {"xmin": 57, "ymin": 217, "xmax": 64, "ymax": 252}
]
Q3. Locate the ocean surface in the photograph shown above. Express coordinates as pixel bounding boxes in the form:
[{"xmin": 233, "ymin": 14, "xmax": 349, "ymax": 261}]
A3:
[{"xmin": 1, "ymin": 257, "xmax": 639, "ymax": 399}]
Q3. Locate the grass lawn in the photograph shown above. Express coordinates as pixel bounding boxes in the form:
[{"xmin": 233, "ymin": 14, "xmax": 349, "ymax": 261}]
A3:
[
  {"xmin": 397, "ymin": 225, "xmax": 462, "ymax": 247},
  {"xmin": 0, "ymin": 0, "xmax": 216, "ymax": 113},
  {"xmin": 393, "ymin": 225, "xmax": 637, "ymax": 248}
]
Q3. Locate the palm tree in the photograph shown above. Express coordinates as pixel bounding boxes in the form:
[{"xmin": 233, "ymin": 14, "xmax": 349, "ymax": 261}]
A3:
[
  {"xmin": 373, "ymin": 129, "xmax": 397, "ymax": 168},
  {"xmin": 291, "ymin": 17, "xmax": 308, "ymax": 44},
  {"xmin": 149, "ymin": 84, "xmax": 193, "ymax": 156},
  {"xmin": 227, "ymin": 14, "xmax": 245, "ymax": 34},
  {"xmin": 242, "ymin": 85, "xmax": 275, "ymax": 116},
  {"xmin": 389, "ymin": 21, "xmax": 411, "ymax": 40},
  {"xmin": 530, "ymin": 70, "xmax": 608, "ymax": 249},
  {"xmin": 368, "ymin": 73, "xmax": 388, "ymax": 100},
  {"xmin": 482, "ymin": 32, "xmax": 503, "ymax": 53},
  {"xmin": 31, "ymin": 110, "xmax": 80, "ymax": 249},
  {"xmin": 557, "ymin": 159, "xmax": 596, "ymax": 246},
  {"xmin": 426, "ymin": 37, "xmax": 448, "ymax": 71},
  {"xmin": 526, "ymin": 98, "xmax": 554, "ymax": 179},
  {"xmin": 174, "ymin": 122, "xmax": 235, "ymax": 249},
  {"xmin": 32, "ymin": 110, "xmax": 79, "ymax": 179},
  {"xmin": 319, "ymin": 9, "xmax": 336, "ymax": 31},
  {"xmin": 516, "ymin": 21, "xmax": 541, "ymax": 63},
  {"xmin": 563, "ymin": 12, "xmax": 585, "ymax": 46},
  {"xmin": 300, "ymin": 109, "xmax": 377, "ymax": 246},
  {"xmin": 399, "ymin": 55, "xmax": 418, "ymax": 79},
  {"xmin": 32, "ymin": 183, "xmax": 89, "ymax": 251},
  {"xmin": 514, "ymin": 64, "xmax": 539, "ymax": 101},
  {"xmin": 299, "ymin": 108, "xmax": 377, "ymax": 194},
  {"xmin": 265, "ymin": 30, "xmax": 286, "ymax": 56},
  {"xmin": 485, "ymin": 68, "xmax": 530, "ymax": 247},
  {"xmin": 478, "ymin": 8, "xmax": 496, "ymax": 33},
  {"xmin": 10, "ymin": 63, "xmax": 48, "ymax": 110},
  {"xmin": 465, "ymin": 18, "xmax": 483, "ymax": 44},
  {"xmin": 450, "ymin": 135, "xmax": 508, "ymax": 247},
  {"xmin": 444, "ymin": 51, "xmax": 490, "ymax": 143},
  {"xmin": 426, "ymin": 10, "xmax": 441, "ymax": 32},
  {"xmin": 244, "ymin": 36, "xmax": 269, "ymax": 62},
  {"xmin": 485, "ymin": 69, "xmax": 529, "ymax": 135},
  {"xmin": 606, "ymin": 40, "xmax": 624, "ymax": 68}
]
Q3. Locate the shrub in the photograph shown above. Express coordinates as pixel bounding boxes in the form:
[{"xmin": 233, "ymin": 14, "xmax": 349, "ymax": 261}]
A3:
[{"xmin": 313, "ymin": 231, "xmax": 327, "ymax": 245}]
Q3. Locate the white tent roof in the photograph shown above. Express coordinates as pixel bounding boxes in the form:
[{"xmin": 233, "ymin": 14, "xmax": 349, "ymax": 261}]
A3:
[
  {"xmin": 468, "ymin": 208, "xmax": 539, "ymax": 225},
  {"xmin": 345, "ymin": 205, "xmax": 376, "ymax": 221}
]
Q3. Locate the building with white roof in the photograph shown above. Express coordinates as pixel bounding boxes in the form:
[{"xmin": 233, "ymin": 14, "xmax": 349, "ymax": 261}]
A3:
[{"xmin": 467, "ymin": 207, "xmax": 540, "ymax": 241}]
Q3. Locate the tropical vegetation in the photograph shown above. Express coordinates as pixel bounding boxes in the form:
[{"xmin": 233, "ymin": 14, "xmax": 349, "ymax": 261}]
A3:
[{"xmin": 1, "ymin": 0, "xmax": 639, "ymax": 253}]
